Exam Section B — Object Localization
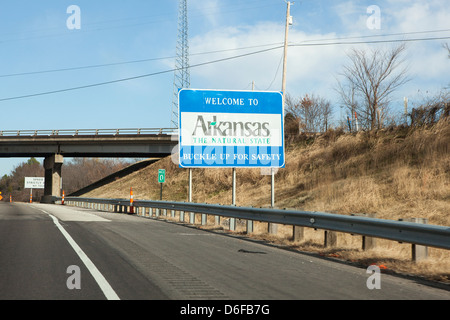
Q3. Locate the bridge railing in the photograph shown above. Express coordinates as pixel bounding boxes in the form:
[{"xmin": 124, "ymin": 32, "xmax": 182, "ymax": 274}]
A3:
[
  {"xmin": 58, "ymin": 196, "xmax": 450, "ymax": 253},
  {"xmin": 0, "ymin": 128, "xmax": 178, "ymax": 137}
]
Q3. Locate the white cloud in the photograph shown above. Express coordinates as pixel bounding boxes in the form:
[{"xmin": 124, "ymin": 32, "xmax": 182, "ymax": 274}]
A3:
[
  {"xmin": 381, "ymin": 0, "xmax": 450, "ymax": 94},
  {"xmin": 188, "ymin": 21, "xmax": 357, "ymax": 101},
  {"xmin": 189, "ymin": 22, "xmax": 286, "ymax": 90},
  {"xmin": 175, "ymin": 0, "xmax": 448, "ymax": 119},
  {"xmin": 385, "ymin": 0, "xmax": 450, "ymax": 32}
]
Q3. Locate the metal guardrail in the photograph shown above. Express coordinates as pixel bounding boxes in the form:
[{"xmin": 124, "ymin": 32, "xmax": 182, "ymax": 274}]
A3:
[
  {"xmin": 0, "ymin": 128, "xmax": 178, "ymax": 137},
  {"xmin": 60, "ymin": 196, "xmax": 450, "ymax": 250}
]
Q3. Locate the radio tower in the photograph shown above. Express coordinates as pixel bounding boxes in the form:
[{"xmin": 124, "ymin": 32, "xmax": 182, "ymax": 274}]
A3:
[{"xmin": 171, "ymin": 0, "xmax": 190, "ymax": 129}]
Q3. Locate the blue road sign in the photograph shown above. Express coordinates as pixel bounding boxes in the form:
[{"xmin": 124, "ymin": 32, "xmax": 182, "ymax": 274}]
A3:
[{"xmin": 178, "ymin": 89, "xmax": 285, "ymax": 168}]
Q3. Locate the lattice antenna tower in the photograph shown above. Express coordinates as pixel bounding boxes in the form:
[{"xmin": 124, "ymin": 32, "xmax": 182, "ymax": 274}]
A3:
[{"xmin": 171, "ymin": 0, "xmax": 190, "ymax": 128}]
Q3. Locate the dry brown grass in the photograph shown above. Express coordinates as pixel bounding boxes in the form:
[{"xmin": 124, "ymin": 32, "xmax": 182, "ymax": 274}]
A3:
[{"xmin": 84, "ymin": 118, "xmax": 450, "ymax": 284}]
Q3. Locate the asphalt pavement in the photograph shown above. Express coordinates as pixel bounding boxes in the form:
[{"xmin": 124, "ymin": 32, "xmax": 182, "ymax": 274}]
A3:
[{"xmin": 0, "ymin": 202, "xmax": 448, "ymax": 302}]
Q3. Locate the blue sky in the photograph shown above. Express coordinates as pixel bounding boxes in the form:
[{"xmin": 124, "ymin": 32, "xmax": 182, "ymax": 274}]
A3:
[{"xmin": 0, "ymin": 0, "xmax": 449, "ymax": 176}]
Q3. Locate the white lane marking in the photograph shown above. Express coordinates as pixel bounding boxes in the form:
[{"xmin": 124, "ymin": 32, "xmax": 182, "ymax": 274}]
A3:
[
  {"xmin": 41, "ymin": 209, "xmax": 120, "ymax": 300},
  {"xmin": 30, "ymin": 203, "xmax": 110, "ymax": 222}
]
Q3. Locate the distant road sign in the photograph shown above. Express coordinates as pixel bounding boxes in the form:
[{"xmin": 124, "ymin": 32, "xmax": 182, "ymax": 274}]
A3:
[
  {"xmin": 25, "ymin": 177, "xmax": 45, "ymax": 189},
  {"xmin": 178, "ymin": 89, "xmax": 285, "ymax": 168},
  {"xmin": 158, "ymin": 169, "xmax": 166, "ymax": 183}
]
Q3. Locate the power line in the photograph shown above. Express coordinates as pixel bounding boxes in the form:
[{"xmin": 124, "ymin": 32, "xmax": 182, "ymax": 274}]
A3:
[
  {"xmin": 0, "ymin": 43, "xmax": 283, "ymax": 79},
  {"xmin": 297, "ymin": 28, "xmax": 450, "ymax": 44},
  {"xmin": 0, "ymin": 57, "xmax": 174, "ymax": 79},
  {"xmin": 2, "ymin": 28, "xmax": 448, "ymax": 79},
  {"xmin": 0, "ymin": 46, "xmax": 283, "ymax": 102},
  {"xmin": 0, "ymin": 34, "xmax": 448, "ymax": 102},
  {"xmin": 291, "ymin": 35, "xmax": 450, "ymax": 47}
]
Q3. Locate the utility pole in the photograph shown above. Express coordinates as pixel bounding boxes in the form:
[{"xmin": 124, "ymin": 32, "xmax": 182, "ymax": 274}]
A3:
[
  {"xmin": 281, "ymin": 1, "xmax": 291, "ymax": 101},
  {"xmin": 272, "ymin": 1, "xmax": 292, "ymax": 209}
]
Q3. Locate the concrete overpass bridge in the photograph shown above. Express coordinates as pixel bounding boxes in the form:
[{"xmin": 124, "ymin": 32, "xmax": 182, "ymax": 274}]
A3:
[{"xmin": 0, "ymin": 128, "xmax": 178, "ymax": 203}]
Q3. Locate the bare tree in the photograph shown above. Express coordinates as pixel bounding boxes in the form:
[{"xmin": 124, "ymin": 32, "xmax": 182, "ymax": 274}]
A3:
[
  {"xmin": 0, "ymin": 158, "xmax": 44, "ymax": 202},
  {"xmin": 285, "ymin": 93, "xmax": 332, "ymax": 134},
  {"xmin": 62, "ymin": 158, "xmax": 130, "ymax": 194},
  {"xmin": 337, "ymin": 44, "xmax": 410, "ymax": 130}
]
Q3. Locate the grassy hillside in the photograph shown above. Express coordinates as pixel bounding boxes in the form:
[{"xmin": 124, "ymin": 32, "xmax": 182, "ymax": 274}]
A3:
[{"xmin": 83, "ymin": 119, "xmax": 450, "ymax": 283}]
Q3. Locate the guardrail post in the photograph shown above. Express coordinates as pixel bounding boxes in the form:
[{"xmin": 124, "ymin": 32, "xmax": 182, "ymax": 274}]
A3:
[
  {"xmin": 410, "ymin": 218, "xmax": 428, "ymax": 262},
  {"xmin": 180, "ymin": 210, "xmax": 185, "ymax": 222},
  {"xmin": 246, "ymin": 220, "xmax": 253, "ymax": 234},
  {"xmin": 324, "ymin": 230, "xmax": 337, "ymax": 248},
  {"xmin": 268, "ymin": 222, "xmax": 278, "ymax": 235},
  {"xmin": 351, "ymin": 213, "xmax": 377, "ymax": 250},
  {"xmin": 268, "ymin": 206, "xmax": 278, "ymax": 235},
  {"xmin": 190, "ymin": 212, "xmax": 195, "ymax": 224},
  {"xmin": 362, "ymin": 234, "xmax": 377, "ymax": 251},
  {"xmin": 229, "ymin": 217, "xmax": 236, "ymax": 231},
  {"xmin": 201, "ymin": 213, "xmax": 207, "ymax": 226},
  {"xmin": 293, "ymin": 226, "xmax": 304, "ymax": 242}
]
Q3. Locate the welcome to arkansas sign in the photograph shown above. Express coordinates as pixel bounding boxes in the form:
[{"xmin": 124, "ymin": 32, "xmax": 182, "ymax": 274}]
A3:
[{"xmin": 178, "ymin": 89, "xmax": 285, "ymax": 168}]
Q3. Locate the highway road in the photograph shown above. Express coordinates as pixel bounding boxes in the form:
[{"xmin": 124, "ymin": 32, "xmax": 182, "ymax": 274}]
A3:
[{"xmin": 0, "ymin": 202, "xmax": 448, "ymax": 302}]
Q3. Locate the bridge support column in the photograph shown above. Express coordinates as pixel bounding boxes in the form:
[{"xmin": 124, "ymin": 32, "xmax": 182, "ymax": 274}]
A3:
[{"xmin": 41, "ymin": 154, "xmax": 64, "ymax": 203}]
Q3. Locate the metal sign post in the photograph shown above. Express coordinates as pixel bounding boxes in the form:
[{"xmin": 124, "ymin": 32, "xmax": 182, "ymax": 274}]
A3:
[
  {"xmin": 158, "ymin": 169, "xmax": 165, "ymax": 200},
  {"xmin": 25, "ymin": 177, "xmax": 45, "ymax": 203},
  {"xmin": 188, "ymin": 168, "xmax": 192, "ymax": 202}
]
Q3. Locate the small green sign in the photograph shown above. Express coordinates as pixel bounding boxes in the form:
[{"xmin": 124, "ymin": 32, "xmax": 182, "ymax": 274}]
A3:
[{"xmin": 158, "ymin": 169, "xmax": 166, "ymax": 183}]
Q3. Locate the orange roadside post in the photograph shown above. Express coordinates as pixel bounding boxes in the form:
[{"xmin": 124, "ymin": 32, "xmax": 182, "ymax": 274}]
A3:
[
  {"xmin": 62, "ymin": 190, "xmax": 65, "ymax": 205},
  {"xmin": 129, "ymin": 187, "xmax": 134, "ymax": 214}
]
